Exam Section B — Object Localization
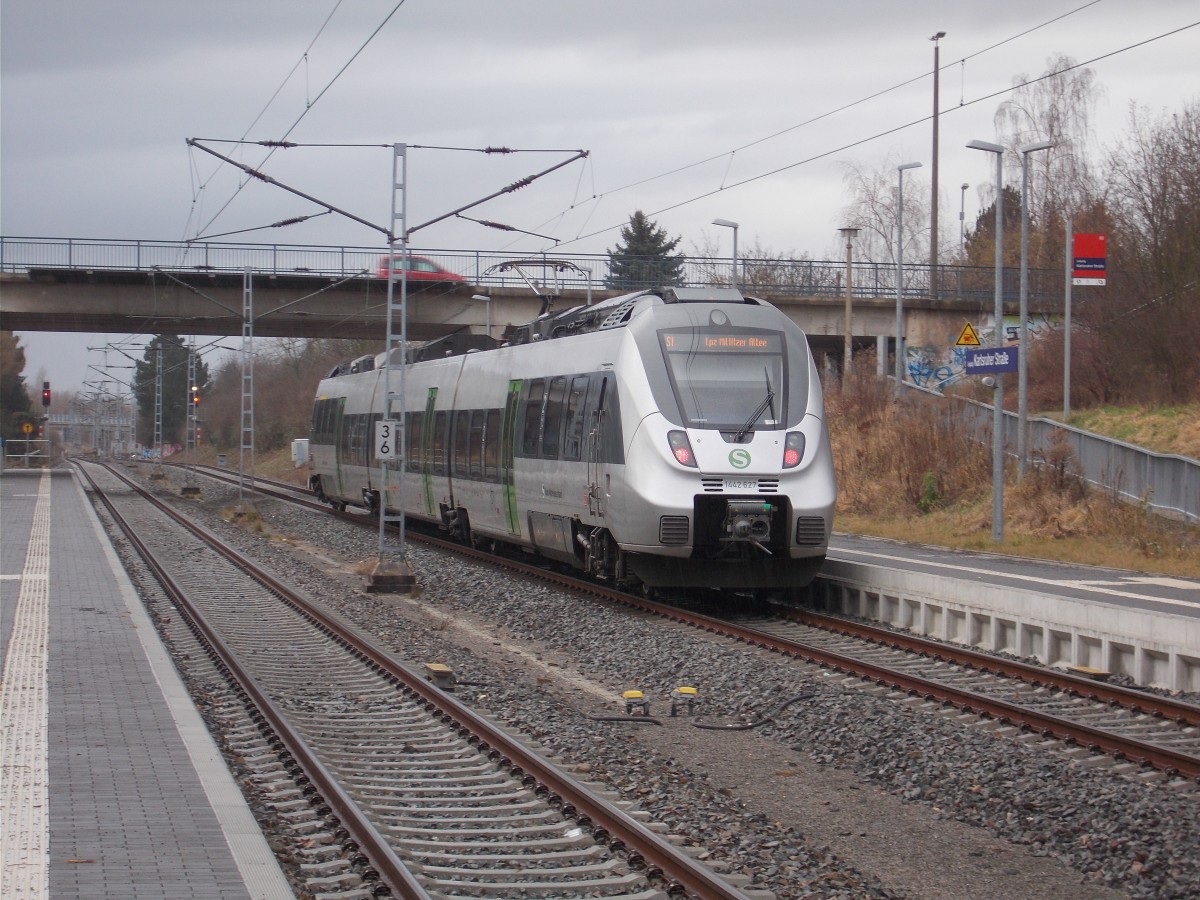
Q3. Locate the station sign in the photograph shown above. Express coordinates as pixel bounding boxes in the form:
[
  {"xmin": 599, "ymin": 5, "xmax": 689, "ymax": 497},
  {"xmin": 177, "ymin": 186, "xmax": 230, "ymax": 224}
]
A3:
[
  {"xmin": 964, "ymin": 346, "xmax": 1018, "ymax": 375},
  {"xmin": 1072, "ymin": 233, "xmax": 1107, "ymax": 285}
]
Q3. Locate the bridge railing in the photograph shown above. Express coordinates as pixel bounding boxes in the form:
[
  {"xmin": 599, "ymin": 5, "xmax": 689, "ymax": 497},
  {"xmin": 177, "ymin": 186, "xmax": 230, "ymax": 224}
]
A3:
[{"xmin": 1, "ymin": 235, "xmax": 1067, "ymax": 304}]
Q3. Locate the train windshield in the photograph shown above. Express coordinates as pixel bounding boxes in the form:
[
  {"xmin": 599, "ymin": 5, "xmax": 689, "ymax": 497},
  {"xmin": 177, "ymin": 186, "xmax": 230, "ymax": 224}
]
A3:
[{"xmin": 659, "ymin": 329, "xmax": 786, "ymax": 430}]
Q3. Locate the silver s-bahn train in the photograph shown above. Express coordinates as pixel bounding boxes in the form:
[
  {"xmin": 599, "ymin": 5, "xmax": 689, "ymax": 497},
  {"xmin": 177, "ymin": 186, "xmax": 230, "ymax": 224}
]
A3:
[{"xmin": 309, "ymin": 286, "xmax": 836, "ymax": 593}]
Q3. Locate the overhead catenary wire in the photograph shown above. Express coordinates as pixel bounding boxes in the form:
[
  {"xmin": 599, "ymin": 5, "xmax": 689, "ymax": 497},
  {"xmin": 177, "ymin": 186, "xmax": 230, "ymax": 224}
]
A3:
[
  {"xmin": 186, "ymin": 1, "xmax": 410, "ymax": 242},
  {"xmin": 182, "ymin": 0, "xmax": 1094, "ymax": 251},
  {"xmin": 182, "ymin": 0, "xmax": 348, "ymax": 243},
  {"xmin": 188, "ymin": 138, "xmax": 588, "ymax": 242},
  {"xmin": 570, "ymin": 0, "xmax": 1106, "ymax": 207},
  {"xmin": 551, "ymin": 17, "xmax": 1200, "ymax": 251}
]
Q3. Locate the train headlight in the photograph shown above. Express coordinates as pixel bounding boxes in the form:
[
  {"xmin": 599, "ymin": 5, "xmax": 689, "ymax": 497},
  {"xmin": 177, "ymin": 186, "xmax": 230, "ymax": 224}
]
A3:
[
  {"xmin": 782, "ymin": 431, "xmax": 805, "ymax": 469},
  {"xmin": 667, "ymin": 430, "xmax": 698, "ymax": 468}
]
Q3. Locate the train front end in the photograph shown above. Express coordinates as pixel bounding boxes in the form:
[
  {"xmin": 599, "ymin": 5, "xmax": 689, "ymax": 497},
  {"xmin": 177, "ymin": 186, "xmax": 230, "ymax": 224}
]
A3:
[{"xmin": 614, "ymin": 289, "xmax": 835, "ymax": 591}]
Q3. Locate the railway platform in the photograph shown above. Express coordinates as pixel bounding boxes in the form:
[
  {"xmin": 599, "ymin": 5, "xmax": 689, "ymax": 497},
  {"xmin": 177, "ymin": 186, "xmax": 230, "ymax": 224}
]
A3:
[{"xmin": 1, "ymin": 468, "xmax": 292, "ymax": 899}]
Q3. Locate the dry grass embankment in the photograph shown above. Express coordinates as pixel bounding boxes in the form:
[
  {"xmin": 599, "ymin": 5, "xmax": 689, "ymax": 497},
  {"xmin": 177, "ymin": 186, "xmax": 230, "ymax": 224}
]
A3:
[
  {"xmin": 1064, "ymin": 406, "xmax": 1200, "ymax": 460},
  {"xmin": 826, "ymin": 370, "xmax": 1200, "ymax": 579}
]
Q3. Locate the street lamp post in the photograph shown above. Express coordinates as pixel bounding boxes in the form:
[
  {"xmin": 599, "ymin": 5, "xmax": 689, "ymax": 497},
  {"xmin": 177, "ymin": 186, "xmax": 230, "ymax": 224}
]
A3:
[
  {"xmin": 895, "ymin": 162, "xmax": 922, "ymax": 394},
  {"xmin": 1018, "ymin": 140, "xmax": 1053, "ymax": 481},
  {"xmin": 838, "ymin": 227, "xmax": 860, "ymax": 380},
  {"xmin": 472, "ymin": 293, "xmax": 492, "ymax": 340},
  {"xmin": 959, "ymin": 182, "xmax": 969, "ymax": 258},
  {"xmin": 967, "ymin": 139, "xmax": 1006, "ymax": 543},
  {"xmin": 712, "ymin": 218, "xmax": 739, "ymax": 290},
  {"xmin": 929, "ymin": 31, "xmax": 946, "ymax": 299},
  {"xmin": 959, "ymin": 182, "xmax": 969, "ymax": 296}
]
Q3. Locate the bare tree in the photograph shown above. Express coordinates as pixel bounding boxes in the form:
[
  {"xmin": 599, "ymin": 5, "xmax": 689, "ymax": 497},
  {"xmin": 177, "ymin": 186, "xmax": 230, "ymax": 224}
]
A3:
[
  {"xmin": 839, "ymin": 157, "xmax": 930, "ymax": 266},
  {"xmin": 1100, "ymin": 101, "xmax": 1200, "ymax": 402},
  {"xmin": 994, "ymin": 54, "xmax": 1103, "ymax": 265}
]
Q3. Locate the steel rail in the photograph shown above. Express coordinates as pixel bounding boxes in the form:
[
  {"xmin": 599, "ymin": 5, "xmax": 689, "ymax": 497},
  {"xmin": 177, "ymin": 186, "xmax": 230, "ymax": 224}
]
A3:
[
  {"xmin": 779, "ymin": 607, "xmax": 1200, "ymax": 728},
  {"xmin": 672, "ymin": 611, "xmax": 1200, "ymax": 780},
  {"xmin": 192, "ymin": 463, "xmax": 1200, "ymax": 723},
  {"xmin": 77, "ymin": 463, "xmax": 431, "ymax": 899},
  {"xmin": 173, "ymin": 461, "xmax": 1200, "ymax": 780},
  {"xmin": 87, "ymin": 461, "xmax": 751, "ymax": 899},
  {"xmin": 377, "ymin": 532, "xmax": 1200, "ymax": 780}
]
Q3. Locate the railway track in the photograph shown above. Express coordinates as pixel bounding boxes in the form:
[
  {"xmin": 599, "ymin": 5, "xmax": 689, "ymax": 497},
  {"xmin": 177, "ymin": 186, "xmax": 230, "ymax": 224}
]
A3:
[
  {"xmin": 705, "ymin": 605, "xmax": 1200, "ymax": 779},
  {"xmin": 171, "ymin": 459, "xmax": 1200, "ymax": 783},
  {"xmin": 77, "ymin": 460, "xmax": 756, "ymax": 899}
]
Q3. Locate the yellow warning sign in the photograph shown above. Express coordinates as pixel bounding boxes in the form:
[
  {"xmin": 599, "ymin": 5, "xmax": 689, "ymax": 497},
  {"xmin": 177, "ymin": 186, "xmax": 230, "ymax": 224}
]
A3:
[{"xmin": 955, "ymin": 322, "xmax": 983, "ymax": 347}]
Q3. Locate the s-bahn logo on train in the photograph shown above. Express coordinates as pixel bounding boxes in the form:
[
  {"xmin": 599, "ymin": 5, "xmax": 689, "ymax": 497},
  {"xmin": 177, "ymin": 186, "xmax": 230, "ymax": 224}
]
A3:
[{"xmin": 728, "ymin": 448, "xmax": 751, "ymax": 469}]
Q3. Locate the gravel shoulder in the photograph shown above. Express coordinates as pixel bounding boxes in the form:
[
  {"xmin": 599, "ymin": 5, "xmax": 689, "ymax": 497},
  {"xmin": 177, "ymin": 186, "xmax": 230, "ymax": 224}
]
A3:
[{"xmin": 385, "ymin": 590, "xmax": 1127, "ymax": 900}]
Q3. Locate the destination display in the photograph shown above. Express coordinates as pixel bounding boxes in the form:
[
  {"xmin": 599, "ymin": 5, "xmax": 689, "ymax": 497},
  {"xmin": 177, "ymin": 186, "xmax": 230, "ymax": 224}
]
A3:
[{"xmin": 660, "ymin": 331, "xmax": 781, "ymax": 353}]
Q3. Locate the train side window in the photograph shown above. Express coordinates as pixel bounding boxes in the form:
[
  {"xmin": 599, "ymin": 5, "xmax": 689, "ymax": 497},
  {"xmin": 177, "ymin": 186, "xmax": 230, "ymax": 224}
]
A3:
[
  {"xmin": 370, "ymin": 413, "xmax": 382, "ymax": 466},
  {"xmin": 313, "ymin": 397, "xmax": 340, "ymax": 446},
  {"xmin": 521, "ymin": 379, "xmax": 545, "ymax": 457},
  {"xmin": 407, "ymin": 411, "xmax": 423, "ymax": 472},
  {"xmin": 562, "ymin": 375, "xmax": 590, "ymax": 461},
  {"xmin": 342, "ymin": 413, "xmax": 353, "ymax": 462},
  {"xmin": 356, "ymin": 414, "xmax": 371, "ymax": 467},
  {"xmin": 469, "ymin": 410, "xmax": 485, "ymax": 479},
  {"xmin": 310, "ymin": 399, "xmax": 324, "ymax": 442},
  {"xmin": 541, "ymin": 376, "xmax": 567, "ymax": 459},
  {"xmin": 453, "ymin": 410, "xmax": 471, "ymax": 477},
  {"xmin": 352, "ymin": 415, "xmax": 363, "ymax": 467},
  {"xmin": 432, "ymin": 410, "xmax": 449, "ymax": 475},
  {"xmin": 483, "ymin": 408, "xmax": 500, "ymax": 481}
]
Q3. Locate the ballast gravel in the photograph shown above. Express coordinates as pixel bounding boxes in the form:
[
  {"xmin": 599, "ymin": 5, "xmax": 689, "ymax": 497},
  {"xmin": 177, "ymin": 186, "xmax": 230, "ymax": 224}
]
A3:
[{"xmin": 139, "ymin": 468, "xmax": 1199, "ymax": 899}]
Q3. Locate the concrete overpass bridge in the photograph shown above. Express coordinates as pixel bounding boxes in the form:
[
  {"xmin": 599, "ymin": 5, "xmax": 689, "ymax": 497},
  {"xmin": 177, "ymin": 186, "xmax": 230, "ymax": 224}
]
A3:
[{"xmin": 0, "ymin": 236, "xmax": 1065, "ymax": 367}]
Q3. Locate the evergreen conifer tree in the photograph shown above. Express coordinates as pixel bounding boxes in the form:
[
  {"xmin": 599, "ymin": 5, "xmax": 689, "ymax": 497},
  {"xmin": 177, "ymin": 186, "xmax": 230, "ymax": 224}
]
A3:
[
  {"xmin": 132, "ymin": 335, "xmax": 209, "ymax": 446},
  {"xmin": 0, "ymin": 331, "xmax": 34, "ymax": 440},
  {"xmin": 605, "ymin": 211, "xmax": 685, "ymax": 289}
]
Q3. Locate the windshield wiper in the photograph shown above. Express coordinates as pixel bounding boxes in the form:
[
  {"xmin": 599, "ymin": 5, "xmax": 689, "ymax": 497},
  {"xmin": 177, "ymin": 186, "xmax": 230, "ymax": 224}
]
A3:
[{"xmin": 734, "ymin": 370, "xmax": 775, "ymax": 442}]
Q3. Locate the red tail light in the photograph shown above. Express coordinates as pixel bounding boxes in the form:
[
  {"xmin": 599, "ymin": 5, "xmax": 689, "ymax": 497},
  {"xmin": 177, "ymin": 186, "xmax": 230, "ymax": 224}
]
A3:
[
  {"xmin": 782, "ymin": 431, "xmax": 805, "ymax": 469},
  {"xmin": 667, "ymin": 430, "xmax": 698, "ymax": 468}
]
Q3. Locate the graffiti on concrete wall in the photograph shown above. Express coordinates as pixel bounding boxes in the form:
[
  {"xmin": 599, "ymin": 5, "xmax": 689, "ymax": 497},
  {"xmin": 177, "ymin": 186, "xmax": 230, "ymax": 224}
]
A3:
[{"xmin": 905, "ymin": 314, "xmax": 1058, "ymax": 391}]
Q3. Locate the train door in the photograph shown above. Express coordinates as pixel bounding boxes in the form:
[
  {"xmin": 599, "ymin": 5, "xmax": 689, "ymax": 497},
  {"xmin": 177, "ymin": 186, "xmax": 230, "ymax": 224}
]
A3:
[
  {"xmin": 333, "ymin": 398, "xmax": 347, "ymax": 498},
  {"xmin": 586, "ymin": 374, "xmax": 611, "ymax": 519},
  {"xmin": 500, "ymin": 380, "xmax": 521, "ymax": 535},
  {"xmin": 561, "ymin": 374, "xmax": 592, "ymax": 512},
  {"xmin": 420, "ymin": 388, "xmax": 437, "ymax": 516}
]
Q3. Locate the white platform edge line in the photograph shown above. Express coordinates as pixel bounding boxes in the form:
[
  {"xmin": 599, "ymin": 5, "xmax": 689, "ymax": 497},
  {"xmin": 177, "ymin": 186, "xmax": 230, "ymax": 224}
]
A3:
[{"xmin": 0, "ymin": 470, "xmax": 52, "ymax": 899}]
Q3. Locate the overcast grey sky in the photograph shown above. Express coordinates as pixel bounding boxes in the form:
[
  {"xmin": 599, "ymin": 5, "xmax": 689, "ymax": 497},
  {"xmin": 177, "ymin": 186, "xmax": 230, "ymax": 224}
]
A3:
[{"xmin": 3, "ymin": 0, "xmax": 1197, "ymax": 391}]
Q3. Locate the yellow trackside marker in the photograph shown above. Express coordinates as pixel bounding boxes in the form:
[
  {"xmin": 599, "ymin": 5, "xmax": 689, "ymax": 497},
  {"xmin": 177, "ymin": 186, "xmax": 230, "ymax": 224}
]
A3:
[
  {"xmin": 424, "ymin": 662, "xmax": 456, "ymax": 689},
  {"xmin": 671, "ymin": 686, "xmax": 698, "ymax": 717},
  {"xmin": 622, "ymin": 690, "xmax": 650, "ymax": 716}
]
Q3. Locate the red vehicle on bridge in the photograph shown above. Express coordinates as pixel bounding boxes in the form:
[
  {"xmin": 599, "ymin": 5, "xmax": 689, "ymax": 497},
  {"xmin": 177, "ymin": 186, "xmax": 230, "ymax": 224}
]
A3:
[{"xmin": 376, "ymin": 255, "xmax": 467, "ymax": 282}]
